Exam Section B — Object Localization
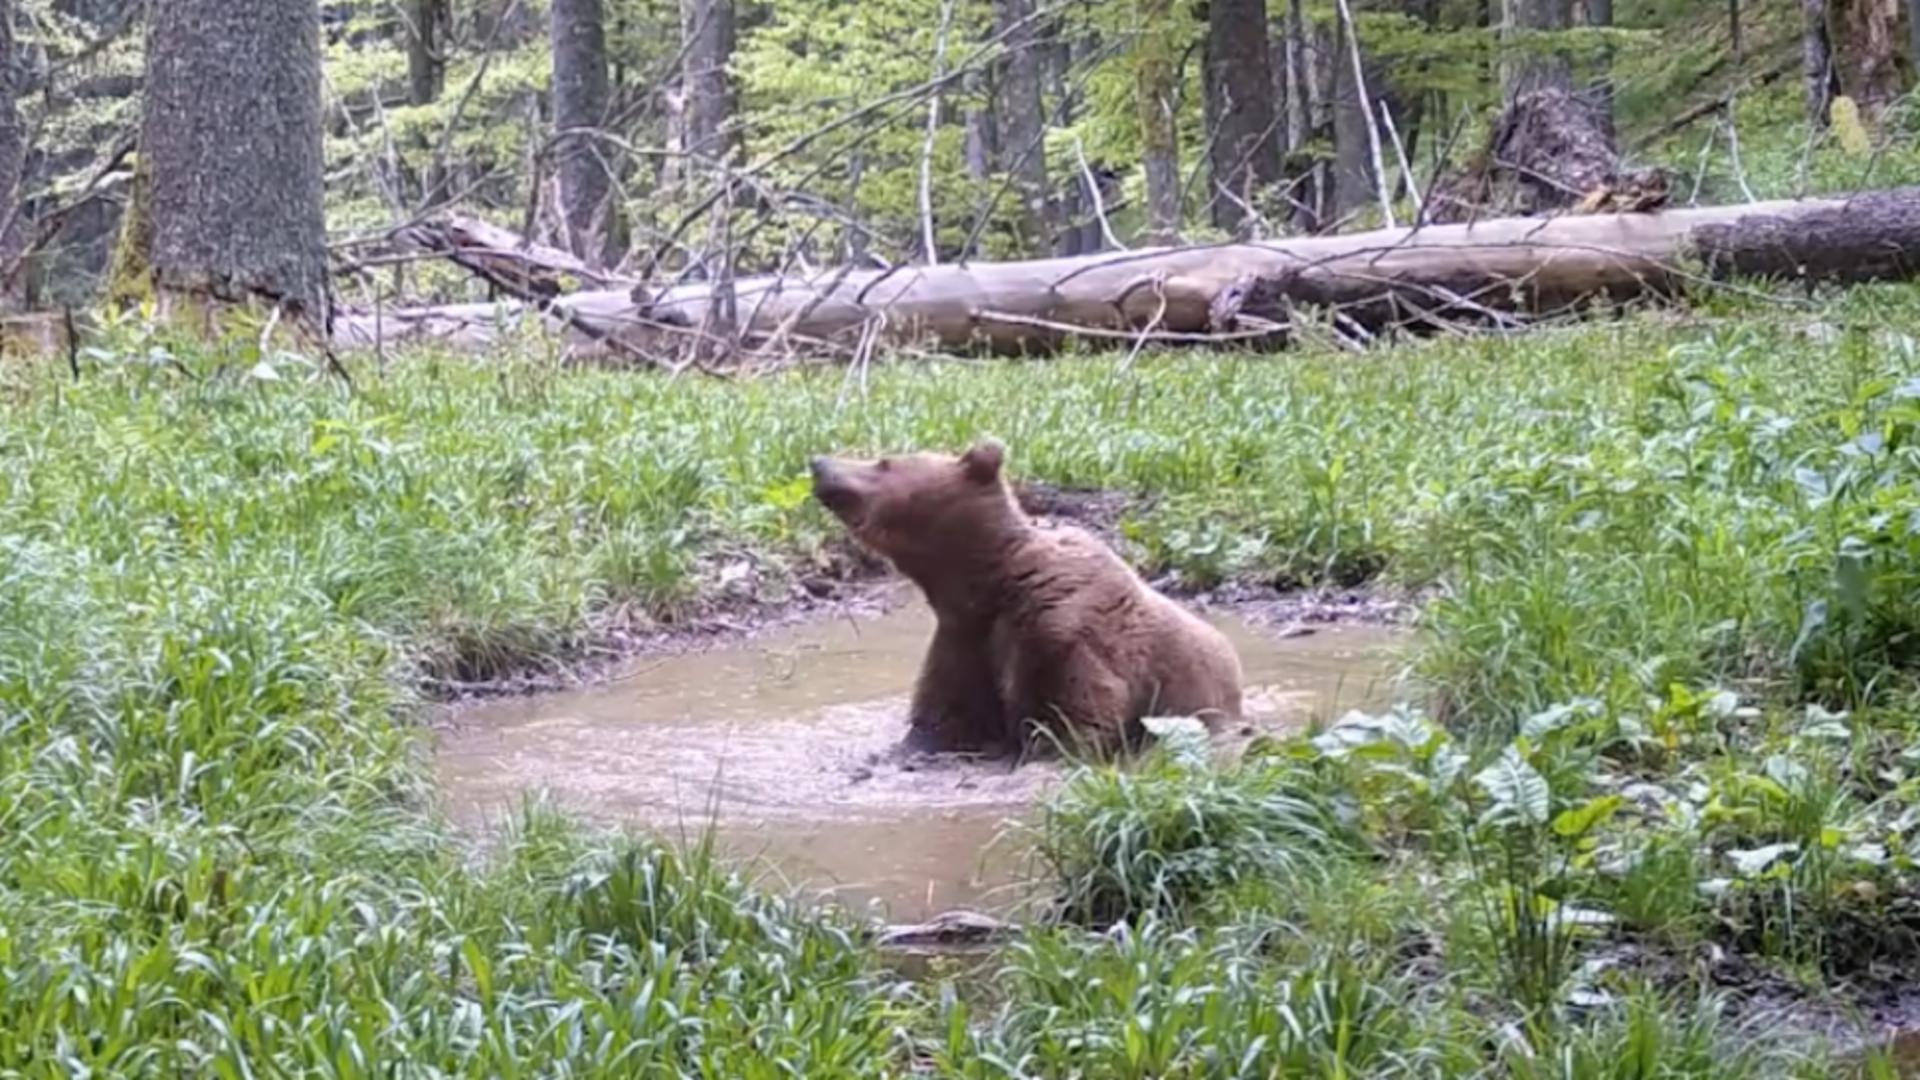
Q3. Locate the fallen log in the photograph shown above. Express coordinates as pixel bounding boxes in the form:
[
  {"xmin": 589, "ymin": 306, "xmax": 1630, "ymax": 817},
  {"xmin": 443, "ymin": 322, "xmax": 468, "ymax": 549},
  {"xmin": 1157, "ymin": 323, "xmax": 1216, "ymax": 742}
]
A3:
[{"xmin": 333, "ymin": 187, "xmax": 1920, "ymax": 360}]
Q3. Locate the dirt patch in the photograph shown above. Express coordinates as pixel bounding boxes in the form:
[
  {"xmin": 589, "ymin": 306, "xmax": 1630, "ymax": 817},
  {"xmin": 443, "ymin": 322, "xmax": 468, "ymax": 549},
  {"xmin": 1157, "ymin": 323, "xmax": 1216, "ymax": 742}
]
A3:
[
  {"xmin": 1015, "ymin": 481, "xmax": 1137, "ymax": 539},
  {"xmin": 1196, "ymin": 582, "xmax": 1420, "ymax": 628},
  {"xmin": 1574, "ymin": 935, "xmax": 1920, "ymax": 1060}
]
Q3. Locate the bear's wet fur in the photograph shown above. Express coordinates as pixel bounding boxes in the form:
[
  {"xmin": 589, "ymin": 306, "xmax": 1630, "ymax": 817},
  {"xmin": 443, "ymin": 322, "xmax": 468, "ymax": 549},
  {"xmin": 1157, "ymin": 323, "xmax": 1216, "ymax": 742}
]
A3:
[{"xmin": 809, "ymin": 439, "xmax": 1244, "ymax": 757}]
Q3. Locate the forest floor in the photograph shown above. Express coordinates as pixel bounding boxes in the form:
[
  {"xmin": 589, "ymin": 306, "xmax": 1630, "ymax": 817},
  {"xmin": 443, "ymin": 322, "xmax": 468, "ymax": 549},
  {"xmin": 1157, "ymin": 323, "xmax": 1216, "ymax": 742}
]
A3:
[{"xmin": 6, "ymin": 282, "xmax": 1920, "ymax": 1074}]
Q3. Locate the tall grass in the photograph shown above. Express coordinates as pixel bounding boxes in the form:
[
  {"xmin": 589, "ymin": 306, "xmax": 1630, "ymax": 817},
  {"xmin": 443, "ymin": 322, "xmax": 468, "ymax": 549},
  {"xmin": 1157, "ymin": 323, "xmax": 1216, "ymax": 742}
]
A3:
[
  {"xmin": 1025, "ymin": 747, "xmax": 1350, "ymax": 925},
  {"xmin": 5, "ymin": 287, "xmax": 1920, "ymax": 1070}
]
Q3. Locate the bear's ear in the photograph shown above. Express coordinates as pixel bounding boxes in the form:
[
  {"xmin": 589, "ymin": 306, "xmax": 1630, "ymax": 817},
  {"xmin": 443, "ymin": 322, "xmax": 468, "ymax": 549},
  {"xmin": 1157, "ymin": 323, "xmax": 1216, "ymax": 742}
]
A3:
[{"xmin": 962, "ymin": 438, "xmax": 1006, "ymax": 482}]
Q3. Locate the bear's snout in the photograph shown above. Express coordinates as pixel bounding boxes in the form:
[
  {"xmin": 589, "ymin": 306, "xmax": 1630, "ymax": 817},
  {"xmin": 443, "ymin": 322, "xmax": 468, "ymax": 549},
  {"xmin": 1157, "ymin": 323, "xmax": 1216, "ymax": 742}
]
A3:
[
  {"xmin": 809, "ymin": 457, "xmax": 864, "ymax": 520},
  {"xmin": 808, "ymin": 455, "xmax": 844, "ymax": 491}
]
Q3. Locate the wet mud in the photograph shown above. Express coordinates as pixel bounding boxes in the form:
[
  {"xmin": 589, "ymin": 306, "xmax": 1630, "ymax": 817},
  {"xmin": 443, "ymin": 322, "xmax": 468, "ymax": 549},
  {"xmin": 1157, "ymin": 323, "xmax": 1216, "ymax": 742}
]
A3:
[{"xmin": 436, "ymin": 588, "xmax": 1409, "ymax": 922}]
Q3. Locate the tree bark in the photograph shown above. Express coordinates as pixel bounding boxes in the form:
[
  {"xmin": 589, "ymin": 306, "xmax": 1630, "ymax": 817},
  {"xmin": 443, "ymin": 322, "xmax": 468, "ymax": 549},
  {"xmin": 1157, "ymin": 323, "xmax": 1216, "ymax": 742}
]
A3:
[
  {"xmin": 1584, "ymin": 0, "xmax": 1614, "ymax": 142},
  {"xmin": 142, "ymin": 0, "xmax": 330, "ymax": 329},
  {"xmin": 346, "ymin": 189, "xmax": 1920, "ymax": 359},
  {"xmin": 1910, "ymin": 0, "xmax": 1920, "ymax": 94},
  {"xmin": 1502, "ymin": 0, "xmax": 1574, "ymax": 100},
  {"xmin": 1136, "ymin": 0, "xmax": 1182, "ymax": 244},
  {"xmin": 1282, "ymin": 0, "xmax": 1311, "ymax": 151},
  {"xmin": 964, "ymin": 68, "xmax": 998, "ymax": 183},
  {"xmin": 678, "ymin": 0, "xmax": 736, "ymax": 351},
  {"xmin": 680, "ymin": 0, "xmax": 736, "ymax": 165},
  {"xmin": 406, "ymin": 0, "xmax": 449, "ymax": 208},
  {"xmin": 1205, "ymin": 0, "xmax": 1283, "ymax": 236},
  {"xmin": 407, "ymin": 0, "xmax": 447, "ymax": 106},
  {"xmin": 1048, "ymin": 33, "xmax": 1089, "ymax": 256},
  {"xmin": 1329, "ymin": 0, "xmax": 1391, "ymax": 223},
  {"xmin": 1802, "ymin": 0, "xmax": 1836, "ymax": 127},
  {"xmin": 552, "ymin": 0, "xmax": 622, "ymax": 267},
  {"xmin": 1280, "ymin": 0, "xmax": 1323, "ymax": 231},
  {"xmin": 1826, "ymin": 0, "xmax": 1899, "ymax": 124},
  {"xmin": 995, "ymin": 0, "xmax": 1053, "ymax": 253},
  {"xmin": 0, "ymin": 0, "xmax": 26, "ymax": 310}
]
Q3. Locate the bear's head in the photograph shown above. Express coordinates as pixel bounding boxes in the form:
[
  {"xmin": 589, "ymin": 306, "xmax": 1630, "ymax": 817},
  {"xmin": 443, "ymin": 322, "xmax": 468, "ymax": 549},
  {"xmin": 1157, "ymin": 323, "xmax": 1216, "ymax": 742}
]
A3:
[{"xmin": 809, "ymin": 439, "xmax": 1022, "ymax": 578}]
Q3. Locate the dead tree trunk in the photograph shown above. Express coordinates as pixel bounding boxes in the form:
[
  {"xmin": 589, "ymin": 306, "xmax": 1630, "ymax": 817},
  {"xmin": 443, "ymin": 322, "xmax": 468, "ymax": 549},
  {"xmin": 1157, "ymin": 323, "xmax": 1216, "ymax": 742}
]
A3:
[
  {"xmin": 142, "ymin": 0, "xmax": 331, "ymax": 330},
  {"xmin": 1136, "ymin": 0, "xmax": 1182, "ymax": 244},
  {"xmin": 552, "ymin": 0, "xmax": 622, "ymax": 266},
  {"xmin": 341, "ymin": 189, "xmax": 1920, "ymax": 360},
  {"xmin": 1205, "ymin": 0, "xmax": 1283, "ymax": 236},
  {"xmin": 1430, "ymin": 0, "xmax": 1650, "ymax": 225}
]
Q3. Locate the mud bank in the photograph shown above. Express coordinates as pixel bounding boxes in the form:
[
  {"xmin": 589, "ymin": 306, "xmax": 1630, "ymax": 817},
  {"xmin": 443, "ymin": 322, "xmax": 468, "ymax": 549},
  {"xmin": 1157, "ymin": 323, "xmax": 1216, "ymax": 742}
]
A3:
[
  {"xmin": 437, "ymin": 588, "xmax": 1409, "ymax": 922},
  {"xmin": 420, "ymin": 479, "xmax": 1417, "ymax": 702}
]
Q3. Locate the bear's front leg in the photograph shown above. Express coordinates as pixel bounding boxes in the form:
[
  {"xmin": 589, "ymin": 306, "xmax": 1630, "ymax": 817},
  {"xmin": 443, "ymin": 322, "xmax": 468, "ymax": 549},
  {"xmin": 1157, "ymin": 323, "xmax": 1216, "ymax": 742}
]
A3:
[
  {"xmin": 1007, "ymin": 647, "xmax": 1135, "ymax": 759},
  {"xmin": 904, "ymin": 619, "xmax": 1010, "ymax": 754}
]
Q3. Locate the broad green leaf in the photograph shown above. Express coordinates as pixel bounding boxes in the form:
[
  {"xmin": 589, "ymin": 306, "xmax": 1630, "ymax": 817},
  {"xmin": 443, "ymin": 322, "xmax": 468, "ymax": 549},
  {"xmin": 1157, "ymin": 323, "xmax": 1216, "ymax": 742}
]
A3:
[
  {"xmin": 1142, "ymin": 715, "xmax": 1211, "ymax": 769},
  {"xmin": 1727, "ymin": 843, "xmax": 1798, "ymax": 877},
  {"xmin": 1475, "ymin": 748, "xmax": 1551, "ymax": 827},
  {"xmin": 1551, "ymin": 794, "xmax": 1623, "ymax": 839}
]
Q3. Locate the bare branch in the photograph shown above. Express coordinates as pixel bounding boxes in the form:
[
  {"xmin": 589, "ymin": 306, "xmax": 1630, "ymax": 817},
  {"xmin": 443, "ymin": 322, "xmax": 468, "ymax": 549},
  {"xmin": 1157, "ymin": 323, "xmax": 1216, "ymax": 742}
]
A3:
[{"xmin": 919, "ymin": 0, "xmax": 957, "ymax": 265}]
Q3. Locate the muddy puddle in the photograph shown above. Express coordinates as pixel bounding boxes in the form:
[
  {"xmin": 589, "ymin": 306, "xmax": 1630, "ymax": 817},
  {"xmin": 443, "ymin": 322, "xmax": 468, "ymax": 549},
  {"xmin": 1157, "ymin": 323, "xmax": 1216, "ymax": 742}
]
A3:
[{"xmin": 437, "ymin": 590, "xmax": 1409, "ymax": 922}]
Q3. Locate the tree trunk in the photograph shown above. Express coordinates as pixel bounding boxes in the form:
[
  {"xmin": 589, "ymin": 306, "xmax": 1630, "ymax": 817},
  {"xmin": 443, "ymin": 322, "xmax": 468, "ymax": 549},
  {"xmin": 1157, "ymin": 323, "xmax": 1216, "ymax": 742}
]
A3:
[
  {"xmin": 1282, "ymin": 0, "xmax": 1310, "ymax": 151},
  {"xmin": 1502, "ymin": 0, "xmax": 1574, "ymax": 100},
  {"xmin": 552, "ymin": 0, "xmax": 622, "ymax": 267},
  {"xmin": 0, "ymin": 0, "xmax": 26, "ymax": 311},
  {"xmin": 844, "ymin": 150, "xmax": 870, "ymax": 263},
  {"xmin": 1803, "ymin": 0, "xmax": 1836, "ymax": 127},
  {"xmin": 407, "ymin": 0, "xmax": 447, "ymax": 106},
  {"xmin": 1910, "ymin": 0, "xmax": 1920, "ymax": 92},
  {"xmin": 964, "ymin": 68, "xmax": 997, "ymax": 183},
  {"xmin": 1048, "ymin": 33, "xmax": 1088, "ymax": 256},
  {"xmin": 407, "ymin": 0, "xmax": 449, "ymax": 208},
  {"xmin": 1431, "ymin": 0, "xmax": 1629, "ymax": 224},
  {"xmin": 1826, "ymin": 0, "xmax": 1899, "ymax": 124},
  {"xmin": 1136, "ymin": 0, "xmax": 1182, "ymax": 244},
  {"xmin": 680, "ymin": 0, "xmax": 736, "ymax": 165},
  {"xmin": 349, "ymin": 189, "xmax": 1920, "ymax": 359},
  {"xmin": 142, "ymin": 0, "xmax": 330, "ymax": 329},
  {"xmin": 1329, "ymin": 0, "xmax": 1385, "ymax": 222},
  {"xmin": 679, "ymin": 0, "xmax": 736, "ymax": 349},
  {"xmin": 1205, "ymin": 0, "xmax": 1283, "ymax": 236},
  {"xmin": 1584, "ymin": 0, "xmax": 1614, "ymax": 142},
  {"xmin": 995, "ymin": 0, "xmax": 1052, "ymax": 253},
  {"xmin": 1280, "ymin": 0, "xmax": 1322, "ymax": 231}
]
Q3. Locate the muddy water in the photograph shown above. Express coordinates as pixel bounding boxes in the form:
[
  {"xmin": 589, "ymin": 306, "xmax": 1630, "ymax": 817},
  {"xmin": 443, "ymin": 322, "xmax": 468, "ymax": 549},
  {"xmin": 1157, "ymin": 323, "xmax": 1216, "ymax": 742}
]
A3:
[{"xmin": 437, "ymin": 591, "xmax": 1408, "ymax": 922}]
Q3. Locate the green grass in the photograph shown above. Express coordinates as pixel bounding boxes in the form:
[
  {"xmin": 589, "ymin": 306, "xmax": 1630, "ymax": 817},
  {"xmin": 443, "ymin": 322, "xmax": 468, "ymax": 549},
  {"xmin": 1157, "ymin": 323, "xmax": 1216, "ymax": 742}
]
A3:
[{"xmin": 7, "ymin": 286, "xmax": 1920, "ymax": 1072}]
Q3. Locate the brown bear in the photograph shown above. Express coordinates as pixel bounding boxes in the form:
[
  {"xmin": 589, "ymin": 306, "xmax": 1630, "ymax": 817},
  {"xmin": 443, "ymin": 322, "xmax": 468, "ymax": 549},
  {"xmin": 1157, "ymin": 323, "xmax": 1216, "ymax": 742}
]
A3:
[{"xmin": 809, "ymin": 439, "xmax": 1243, "ymax": 757}]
